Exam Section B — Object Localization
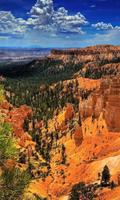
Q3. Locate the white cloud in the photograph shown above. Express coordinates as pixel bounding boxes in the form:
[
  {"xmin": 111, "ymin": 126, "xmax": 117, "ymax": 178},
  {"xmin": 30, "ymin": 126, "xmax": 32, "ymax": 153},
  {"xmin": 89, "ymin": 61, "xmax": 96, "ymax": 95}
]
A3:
[
  {"xmin": 30, "ymin": 0, "xmax": 54, "ymax": 17},
  {"xmin": 81, "ymin": 29, "xmax": 120, "ymax": 46},
  {"xmin": 0, "ymin": 0, "xmax": 120, "ymax": 47},
  {"xmin": 92, "ymin": 22, "xmax": 120, "ymax": 31},
  {"xmin": 29, "ymin": 0, "xmax": 88, "ymax": 34},
  {"xmin": 0, "ymin": 11, "xmax": 28, "ymax": 35},
  {"xmin": 0, "ymin": 0, "xmax": 88, "ymax": 36},
  {"xmin": 90, "ymin": 5, "xmax": 96, "ymax": 8}
]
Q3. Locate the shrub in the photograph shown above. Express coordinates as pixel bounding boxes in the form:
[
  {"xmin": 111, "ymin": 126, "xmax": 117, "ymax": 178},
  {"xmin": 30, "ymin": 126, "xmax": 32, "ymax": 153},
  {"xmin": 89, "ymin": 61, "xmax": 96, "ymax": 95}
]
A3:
[{"xmin": 70, "ymin": 182, "xmax": 96, "ymax": 200}]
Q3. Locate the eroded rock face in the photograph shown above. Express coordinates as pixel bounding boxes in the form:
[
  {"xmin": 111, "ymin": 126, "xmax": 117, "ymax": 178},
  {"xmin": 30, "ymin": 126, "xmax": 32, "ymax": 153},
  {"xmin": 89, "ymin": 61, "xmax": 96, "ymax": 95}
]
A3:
[
  {"xmin": 79, "ymin": 76, "xmax": 120, "ymax": 132},
  {"xmin": 5, "ymin": 105, "xmax": 33, "ymax": 147},
  {"xmin": 65, "ymin": 103, "xmax": 74, "ymax": 122},
  {"xmin": 79, "ymin": 96, "xmax": 94, "ymax": 119},
  {"xmin": 51, "ymin": 45, "xmax": 120, "ymax": 55},
  {"xmin": 50, "ymin": 45, "xmax": 120, "ymax": 64},
  {"xmin": 79, "ymin": 90, "xmax": 104, "ymax": 120},
  {"xmin": 74, "ymin": 125, "xmax": 83, "ymax": 147},
  {"xmin": 104, "ymin": 78, "xmax": 120, "ymax": 132}
]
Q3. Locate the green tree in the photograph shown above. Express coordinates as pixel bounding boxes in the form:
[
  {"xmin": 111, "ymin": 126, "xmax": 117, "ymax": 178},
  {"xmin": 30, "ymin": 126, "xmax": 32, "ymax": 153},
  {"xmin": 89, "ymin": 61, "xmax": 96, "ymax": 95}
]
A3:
[
  {"xmin": 70, "ymin": 182, "xmax": 96, "ymax": 200},
  {"xmin": 61, "ymin": 144, "xmax": 66, "ymax": 165},
  {"xmin": 0, "ymin": 85, "xmax": 5, "ymax": 103},
  {"xmin": 0, "ymin": 122, "xmax": 31, "ymax": 200},
  {"xmin": 0, "ymin": 168, "xmax": 31, "ymax": 200},
  {"xmin": 0, "ymin": 122, "xmax": 17, "ymax": 164},
  {"xmin": 101, "ymin": 165, "xmax": 110, "ymax": 186},
  {"xmin": 33, "ymin": 194, "xmax": 47, "ymax": 200}
]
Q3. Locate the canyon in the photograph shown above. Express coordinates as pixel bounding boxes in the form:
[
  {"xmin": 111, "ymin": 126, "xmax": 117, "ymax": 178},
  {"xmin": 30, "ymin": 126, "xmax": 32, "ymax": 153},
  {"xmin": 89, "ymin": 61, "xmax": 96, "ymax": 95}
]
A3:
[{"xmin": 0, "ymin": 45, "xmax": 120, "ymax": 200}]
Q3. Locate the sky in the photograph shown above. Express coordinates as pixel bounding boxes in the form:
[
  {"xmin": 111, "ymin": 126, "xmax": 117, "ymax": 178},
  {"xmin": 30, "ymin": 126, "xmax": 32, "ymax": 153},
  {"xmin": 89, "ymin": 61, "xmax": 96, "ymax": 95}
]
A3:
[{"xmin": 0, "ymin": 0, "xmax": 120, "ymax": 48}]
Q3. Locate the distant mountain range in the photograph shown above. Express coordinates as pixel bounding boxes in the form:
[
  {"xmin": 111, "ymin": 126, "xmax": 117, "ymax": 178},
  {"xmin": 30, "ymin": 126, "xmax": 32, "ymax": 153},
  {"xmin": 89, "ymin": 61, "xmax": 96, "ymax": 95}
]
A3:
[{"xmin": 0, "ymin": 47, "xmax": 51, "ymax": 63}]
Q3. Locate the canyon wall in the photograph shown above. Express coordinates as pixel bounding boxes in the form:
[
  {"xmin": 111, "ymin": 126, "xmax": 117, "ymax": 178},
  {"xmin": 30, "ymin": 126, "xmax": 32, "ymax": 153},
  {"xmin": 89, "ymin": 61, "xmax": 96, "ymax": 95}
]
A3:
[{"xmin": 79, "ymin": 76, "xmax": 120, "ymax": 132}]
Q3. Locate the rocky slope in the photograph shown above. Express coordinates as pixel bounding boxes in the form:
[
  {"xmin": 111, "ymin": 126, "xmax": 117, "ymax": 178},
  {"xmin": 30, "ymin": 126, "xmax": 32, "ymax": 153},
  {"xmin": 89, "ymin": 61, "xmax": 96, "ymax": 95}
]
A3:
[
  {"xmin": 40, "ymin": 76, "xmax": 120, "ymax": 200},
  {"xmin": 1, "ymin": 45, "xmax": 120, "ymax": 200},
  {"xmin": 20, "ymin": 76, "xmax": 120, "ymax": 200}
]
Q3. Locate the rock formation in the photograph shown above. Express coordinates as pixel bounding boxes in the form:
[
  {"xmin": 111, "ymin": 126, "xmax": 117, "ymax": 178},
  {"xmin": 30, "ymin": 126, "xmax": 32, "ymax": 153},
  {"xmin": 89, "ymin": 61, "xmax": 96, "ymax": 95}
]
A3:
[{"xmin": 1, "ymin": 45, "xmax": 120, "ymax": 200}]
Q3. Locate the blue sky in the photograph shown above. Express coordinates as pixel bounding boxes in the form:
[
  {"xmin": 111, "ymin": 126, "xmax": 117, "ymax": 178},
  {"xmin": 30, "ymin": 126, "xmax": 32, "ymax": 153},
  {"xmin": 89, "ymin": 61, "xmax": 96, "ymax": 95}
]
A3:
[{"xmin": 0, "ymin": 0, "xmax": 120, "ymax": 47}]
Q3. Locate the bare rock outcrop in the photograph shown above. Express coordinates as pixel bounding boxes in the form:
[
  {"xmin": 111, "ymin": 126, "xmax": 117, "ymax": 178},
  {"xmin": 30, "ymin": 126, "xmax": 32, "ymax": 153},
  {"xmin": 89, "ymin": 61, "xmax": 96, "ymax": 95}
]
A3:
[
  {"xmin": 50, "ymin": 45, "xmax": 120, "ymax": 65},
  {"xmin": 104, "ymin": 77, "xmax": 120, "ymax": 132},
  {"xmin": 74, "ymin": 125, "xmax": 83, "ymax": 146},
  {"xmin": 79, "ymin": 76, "xmax": 120, "ymax": 132},
  {"xmin": 5, "ymin": 105, "xmax": 33, "ymax": 147}
]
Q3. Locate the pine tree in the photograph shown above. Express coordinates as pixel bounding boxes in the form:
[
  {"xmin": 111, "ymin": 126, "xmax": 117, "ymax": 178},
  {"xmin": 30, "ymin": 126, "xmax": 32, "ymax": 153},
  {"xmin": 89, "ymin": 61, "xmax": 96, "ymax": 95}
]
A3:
[
  {"xmin": 101, "ymin": 165, "xmax": 110, "ymax": 186},
  {"xmin": 0, "ymin": 122, "xmax": 17, "ymax": 164},
  {"xmin": 0, "ymin": 122, "xmax": 31, "ymax": 200},
  {"xmin": 0, "ymin": 168, "xmax": 31, "ymax": 200}
]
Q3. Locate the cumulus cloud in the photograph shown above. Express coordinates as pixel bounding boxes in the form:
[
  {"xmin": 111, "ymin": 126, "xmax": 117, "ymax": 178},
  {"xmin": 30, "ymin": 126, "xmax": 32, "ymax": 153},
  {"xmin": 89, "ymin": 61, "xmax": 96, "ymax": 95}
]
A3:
[
  {"xmin": 0, "ymin": 0, "xmax": 88, "ymax": 36},
  {"xmin": 30, "ymin": 0, "xmax": 54, "ymax": 17},
  {"xmin": 29, "ymin": 0, "xmax": 88, "ymax": 34},
  {"xmin": 0, "ymin": 11, "xmax": 28, "ymax": 35},
  {"xmin": 0, "ymin": 0, "xmax": 120, "ymax": 47},
  {"xmin": 92, "ymin": 22, "xmax": 120, "ymax": 31}
]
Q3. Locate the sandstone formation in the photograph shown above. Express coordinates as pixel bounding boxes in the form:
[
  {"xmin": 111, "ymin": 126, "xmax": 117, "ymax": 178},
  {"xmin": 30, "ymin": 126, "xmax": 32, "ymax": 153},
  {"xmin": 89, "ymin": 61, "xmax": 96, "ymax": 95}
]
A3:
[
  {"xmin": 74, "ymin": 125, "xmax": 83, "ymax": 147},
  {"xmin": 50, "ymin": 45, "xmax": 120, "ymax": 65},
  {"xmin": 104, "ymin": 77, "xmax": 120, "ymax": 132},
  {"xmin": 1, "ymin": 45, "xmax": 120, "ymax": 200},
  {"xmin": 79, "ymin": 76, "xmax": 120, "ymax": 132}
]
